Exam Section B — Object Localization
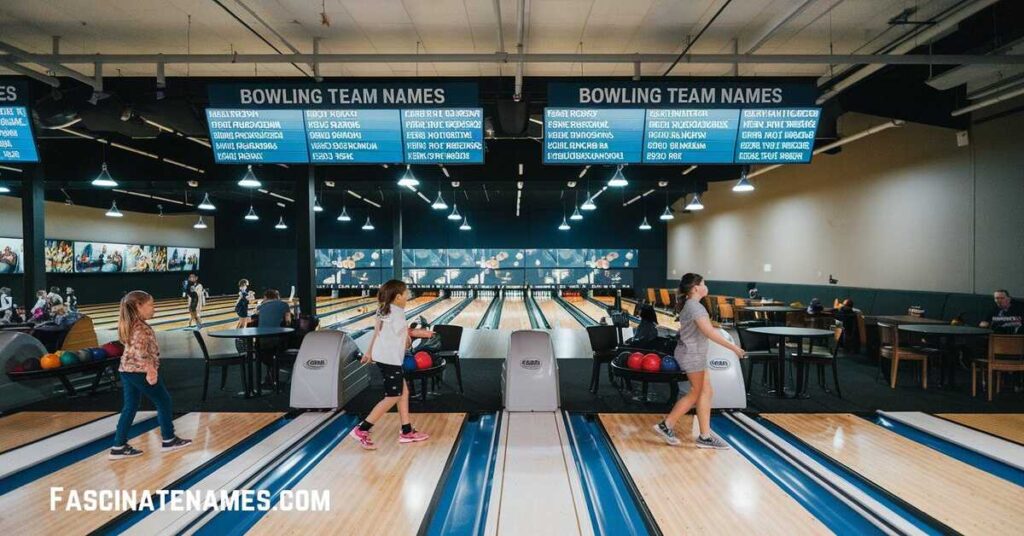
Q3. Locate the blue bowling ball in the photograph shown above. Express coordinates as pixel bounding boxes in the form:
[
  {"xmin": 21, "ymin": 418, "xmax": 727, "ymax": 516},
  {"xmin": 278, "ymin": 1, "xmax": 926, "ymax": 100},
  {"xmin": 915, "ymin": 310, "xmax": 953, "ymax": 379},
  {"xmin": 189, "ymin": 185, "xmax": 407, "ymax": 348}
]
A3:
[
  {"xmin": 402, "ymin": 354, "xmax": 418, "ymax": 372},
  {"xmin": 660, "ymin": 356, "xmax": 680, "ymax": 372},
  {"xmin": 90, "ymin": 347, "xmax": 108, "ymax": 361}
]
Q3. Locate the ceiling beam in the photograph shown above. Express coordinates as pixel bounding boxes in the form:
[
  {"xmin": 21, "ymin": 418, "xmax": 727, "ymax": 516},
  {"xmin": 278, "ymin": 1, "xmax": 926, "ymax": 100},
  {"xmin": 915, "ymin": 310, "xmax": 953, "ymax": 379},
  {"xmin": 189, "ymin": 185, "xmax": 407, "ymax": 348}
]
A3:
[
  {"xmin": 0, "ymin": 40, "xmax": 97, "ymax": 88},
  {"xmin": 0, "ymin": 61, "xmax": 60, "ymax": 87}
]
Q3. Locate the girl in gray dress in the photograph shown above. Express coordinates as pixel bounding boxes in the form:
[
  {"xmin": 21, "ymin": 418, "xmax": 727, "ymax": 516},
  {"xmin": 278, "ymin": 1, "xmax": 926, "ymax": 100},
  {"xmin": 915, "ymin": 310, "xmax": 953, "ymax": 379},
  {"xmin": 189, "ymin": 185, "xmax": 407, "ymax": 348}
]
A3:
[{"xmin": 653, "ymin": 273, "xmax": 745, "ymax": 449}]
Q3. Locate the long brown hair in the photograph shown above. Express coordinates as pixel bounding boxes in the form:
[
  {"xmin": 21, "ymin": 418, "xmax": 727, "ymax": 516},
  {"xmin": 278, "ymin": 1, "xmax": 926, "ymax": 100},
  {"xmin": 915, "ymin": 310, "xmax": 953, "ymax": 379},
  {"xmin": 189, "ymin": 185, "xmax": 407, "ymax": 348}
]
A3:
[
  {"xmin": 675, "ymin": 273, "xmax": 704, "ymax": 314},
  {"xmin": 376, "ymin": 279, "xmax": 407, "ymax": 317},
  {"xmin": 118, "ymin": 290, "xmax": 153, "ymax": 343}
]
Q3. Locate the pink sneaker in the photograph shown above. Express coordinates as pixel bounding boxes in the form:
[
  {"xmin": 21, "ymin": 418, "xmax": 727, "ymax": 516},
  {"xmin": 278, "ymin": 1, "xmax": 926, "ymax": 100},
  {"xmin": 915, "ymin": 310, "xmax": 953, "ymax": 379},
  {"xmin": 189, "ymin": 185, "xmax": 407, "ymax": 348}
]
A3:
[
  {"xmin": 399, "ymin": 429, "xmax": 430, "ymax": 443},
  {"xmin": 349, "ymin": 428, "xmax": 377, "ymax": 450}
]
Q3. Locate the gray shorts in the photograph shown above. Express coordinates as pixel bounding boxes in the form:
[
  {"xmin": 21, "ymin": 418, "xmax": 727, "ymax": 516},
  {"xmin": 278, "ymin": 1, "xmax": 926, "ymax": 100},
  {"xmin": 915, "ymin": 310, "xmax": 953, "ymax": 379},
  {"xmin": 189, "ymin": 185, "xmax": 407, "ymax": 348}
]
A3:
[{"xmin": 673, "ymin": 348, "xmax": 706, "ymax": 373}]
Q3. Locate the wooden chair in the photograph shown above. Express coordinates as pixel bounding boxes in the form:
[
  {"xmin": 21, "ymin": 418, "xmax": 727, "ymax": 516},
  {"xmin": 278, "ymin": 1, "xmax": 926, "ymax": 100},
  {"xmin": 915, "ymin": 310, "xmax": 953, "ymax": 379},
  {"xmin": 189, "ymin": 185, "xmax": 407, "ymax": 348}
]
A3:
[
  {"xmin": 646, "ymin": 288, "xmax": 657, "ymax": 305},
  {"xmin": 878, "ymin": 322, "xmax": 934, "ymax": 389},
  {"xmin": 792, "ymin": 326, "xmax": 844, "ymax": 397},
  {"xmin": 658, "ymin": 289, "xmax": 672, "ymax": 309},
  {"xmin": 193, "ymin": 330, "xmax": 248, "ymax": 401},
  {"xmin": 718, "ymin": 303, "xmax": 735, "ymax": 327},
  {"xmin": 973, "ymin": 334, "xmax": 1024, "ymax": 401}
]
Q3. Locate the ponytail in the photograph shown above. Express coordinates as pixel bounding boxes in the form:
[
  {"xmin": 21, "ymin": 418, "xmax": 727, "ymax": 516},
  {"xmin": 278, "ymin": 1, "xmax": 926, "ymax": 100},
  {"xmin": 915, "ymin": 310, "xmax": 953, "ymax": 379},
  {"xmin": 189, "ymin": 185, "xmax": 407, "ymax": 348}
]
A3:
[
  {"xmin": 675, "ymin": 273, "xmax": 704, "ymax": 314},
  {"xmin": 376, "ymin": 279, "xmax": 407, "ymax": 317},
  {"xmin": 118, "ymin": 290, "xmax": 152, "ymax": 344}
]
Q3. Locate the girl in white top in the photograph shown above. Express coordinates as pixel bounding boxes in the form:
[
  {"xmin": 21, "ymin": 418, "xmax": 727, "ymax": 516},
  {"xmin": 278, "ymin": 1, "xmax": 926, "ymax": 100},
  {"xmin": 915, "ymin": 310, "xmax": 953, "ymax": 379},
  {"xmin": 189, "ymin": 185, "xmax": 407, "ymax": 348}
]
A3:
[
  {"xmin": 0, "ymin": 287, "xmax": 13, "ymax": 323},
  {"xmin": 350, "ymin": 280, "xmax": 432, "ymax": 450}
]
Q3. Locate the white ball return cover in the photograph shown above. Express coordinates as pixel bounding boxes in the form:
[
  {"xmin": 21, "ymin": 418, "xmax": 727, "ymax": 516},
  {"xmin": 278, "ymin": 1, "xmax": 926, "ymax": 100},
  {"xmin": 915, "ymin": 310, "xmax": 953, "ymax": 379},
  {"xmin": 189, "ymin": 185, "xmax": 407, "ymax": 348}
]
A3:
[
  {"xmin": 503, "ymin": 330, "xmax": 560, "ymax": 412},
  {"xmin": 289, "ymin": 330, "xmax": 360, "ymax": 409}
]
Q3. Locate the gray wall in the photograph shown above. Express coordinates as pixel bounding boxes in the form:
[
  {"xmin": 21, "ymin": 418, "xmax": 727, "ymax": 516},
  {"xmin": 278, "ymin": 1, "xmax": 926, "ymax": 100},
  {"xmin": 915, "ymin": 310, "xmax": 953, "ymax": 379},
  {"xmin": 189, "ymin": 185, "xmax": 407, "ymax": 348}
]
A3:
[{"xmin": 666, "ymin": 110, "xmax": 1024, "ymax": 296}]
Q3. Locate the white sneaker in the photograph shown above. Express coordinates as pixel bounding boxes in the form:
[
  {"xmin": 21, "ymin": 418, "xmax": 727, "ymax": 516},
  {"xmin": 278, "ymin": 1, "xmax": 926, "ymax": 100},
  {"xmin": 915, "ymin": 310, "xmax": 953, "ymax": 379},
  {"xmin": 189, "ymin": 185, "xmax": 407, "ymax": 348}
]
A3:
[{"xmin": 652, "ymin": 422, "xmax": 682, "ymax": 446}]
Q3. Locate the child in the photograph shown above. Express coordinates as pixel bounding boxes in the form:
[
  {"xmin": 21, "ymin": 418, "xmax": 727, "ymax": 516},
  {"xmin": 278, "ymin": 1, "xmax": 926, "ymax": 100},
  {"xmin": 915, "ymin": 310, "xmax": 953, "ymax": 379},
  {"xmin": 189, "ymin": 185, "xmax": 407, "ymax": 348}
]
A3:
[
  {"xmin": 0, "ymin": 287, "xmax": 12, "ymax": 323},
  {"xmin": 30, "ymin": 290, "xmax": 47, "ymax": 321},
  {"xmin": 64, "ymin": 287, "xmax": 78, "ymax": 312},
  {"xmin": 350, "ymin": 280, "xmax": 431, "ymax": 450},
  {"xmin": 234, "ymin": 279, "xmax": 251, "ymax": 328},
  {"xmin": 652, "ymin": 273, "xmax": 745, "ymax": 449},
  {"xmin": 109, "ymin": 290, "xmax": 191, "ymax": 459},
  {"xmin": 185, "ymin": 273, "xmax": 205, "ymax": 329}
]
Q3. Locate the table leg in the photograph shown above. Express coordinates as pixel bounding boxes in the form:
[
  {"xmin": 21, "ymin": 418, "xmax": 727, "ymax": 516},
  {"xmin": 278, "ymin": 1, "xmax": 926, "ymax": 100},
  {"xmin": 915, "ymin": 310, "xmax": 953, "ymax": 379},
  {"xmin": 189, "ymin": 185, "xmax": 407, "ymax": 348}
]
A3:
[
  {"xmin": 794, "ymin": 338, "xmax": 809, "ymax": 399},
  {"xmin": 775, "ymin": 336, "xmax": 788, "ymax": 398}
]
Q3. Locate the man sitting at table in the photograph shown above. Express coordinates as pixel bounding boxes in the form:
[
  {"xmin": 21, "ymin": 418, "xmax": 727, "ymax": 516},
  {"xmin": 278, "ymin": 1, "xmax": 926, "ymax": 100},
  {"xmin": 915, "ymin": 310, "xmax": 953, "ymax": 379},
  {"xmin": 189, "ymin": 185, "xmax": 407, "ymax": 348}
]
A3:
[
  {"xmin": 255, "ymin": 289, "xmax": 293, "ymax": 386},
  {"xmin": 980, "ymin": 289, "xmax": 1023, "ymax": 334}
]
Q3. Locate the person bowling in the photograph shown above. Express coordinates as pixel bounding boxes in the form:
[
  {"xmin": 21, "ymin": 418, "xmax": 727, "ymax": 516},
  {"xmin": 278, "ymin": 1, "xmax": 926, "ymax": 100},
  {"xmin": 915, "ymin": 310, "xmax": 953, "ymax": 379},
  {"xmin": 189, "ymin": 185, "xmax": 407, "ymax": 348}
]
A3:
[
  {"xmin": 350, "ymin": 280, "xmax": 431, "ymax": 450},
  {"xmin": 652, "ymin": 273, "xmax": 745, "ymax": 449},
  {"xmin": 109, "ymin": 290, "xmax": 192, "ymax": 459}
]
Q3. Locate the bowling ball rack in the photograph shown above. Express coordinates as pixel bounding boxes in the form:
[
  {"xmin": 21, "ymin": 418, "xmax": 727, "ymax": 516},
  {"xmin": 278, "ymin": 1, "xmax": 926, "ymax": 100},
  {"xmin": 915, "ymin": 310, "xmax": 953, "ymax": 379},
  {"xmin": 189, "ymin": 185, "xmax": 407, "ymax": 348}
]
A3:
[
  {"xmin": 404, "ymin": 358, "xmax": 447, "ymax": 403},
  {"xmin": 5, "ymin": 355, "xmax": 121, "ymax": 397},
  {"xmin": 610, "ymin": 358, "xmax": 688, "ymax": 406}
]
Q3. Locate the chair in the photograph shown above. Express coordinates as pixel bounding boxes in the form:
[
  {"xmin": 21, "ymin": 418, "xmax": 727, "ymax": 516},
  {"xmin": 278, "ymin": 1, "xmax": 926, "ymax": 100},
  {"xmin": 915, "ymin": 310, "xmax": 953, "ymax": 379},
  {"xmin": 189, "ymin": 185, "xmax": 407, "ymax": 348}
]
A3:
[
  {"xmin": 432, "ymin": 324, "xmax": 464, "ymax": 393},
  {"xmin": 193, "ymin": 330, "xmax": 248, "ymax": 401},
  {"xmin": 973, "ymin": 334, "xmax": 1024, "ymax": 401},
  {"xmin": 735, "ymin": 307, "xmax": 765, "ymax": 328},
  {"xmin": 737, "ymin": 327, "xmax": 776, "ymax": 394},
  {"xmin": 718, "ymin": 303, "xmax": 736, "ymax": 327},
  {"xmin": 586, "ymin": 324, "xmax": 618, "ymax": 393},
  {"xmin": 878, "ymin": 323, "xmax": 934, "ymax": 389},
  {"xmin": 792, "ymin": 326, "xmax": 844, "ymax": 397}
]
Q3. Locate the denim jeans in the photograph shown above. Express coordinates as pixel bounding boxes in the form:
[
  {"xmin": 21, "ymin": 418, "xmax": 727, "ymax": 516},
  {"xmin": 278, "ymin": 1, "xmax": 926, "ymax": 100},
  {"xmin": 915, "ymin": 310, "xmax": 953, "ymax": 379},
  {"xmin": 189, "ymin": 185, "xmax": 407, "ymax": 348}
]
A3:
[{"xmin": 113, "ymin": 372, "xmax": 175, "ymax": 446}]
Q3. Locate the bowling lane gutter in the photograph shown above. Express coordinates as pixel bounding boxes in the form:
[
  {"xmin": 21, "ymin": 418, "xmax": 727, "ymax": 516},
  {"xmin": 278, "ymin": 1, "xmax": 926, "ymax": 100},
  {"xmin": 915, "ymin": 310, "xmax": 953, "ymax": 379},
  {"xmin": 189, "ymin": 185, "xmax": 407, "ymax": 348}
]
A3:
[
  {"xmin": 563, "ymin": 412, "xmax": 659, "ymax": 536},
  {"xmin": 555, "ymin": 296, "xmax": 596, "ymax": 327},
  {"xmin": 475, "ymin": 296, "xmax": 500, "ymax": 329},
  {"xmin": 420, "ymin": 412, "xmax": 502, "ymax": 536},
  {"xmin": 524, "ymin": 294, "xmax": 548, "ymax": 329}
]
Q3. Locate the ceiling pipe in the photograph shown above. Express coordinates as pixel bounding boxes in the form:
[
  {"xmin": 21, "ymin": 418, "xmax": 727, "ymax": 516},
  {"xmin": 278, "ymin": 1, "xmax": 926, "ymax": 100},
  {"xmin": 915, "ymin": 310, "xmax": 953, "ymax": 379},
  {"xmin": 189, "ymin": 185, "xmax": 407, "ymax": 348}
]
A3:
[
  {"xmin": 0, "ymin": 40, "xmax": 97, "ymax": 88},
  {"xmin": 817, "ymin": 0, "xmax": 1001, "ymax": 104},
  {"xmin": 2, "ymin": 52, "xmax": 1019, "ymax": 66},
  {"xmin": 740, "ymin": 0, "xmax": 825, "ymax": 54},
  {"xmin": 0, "ymin": 62, "xmax": 59, "ymax": 87},
  {"xmin": 747, "ymin": 119, "xmax": 904, "ymax": 179},
  {"xmin": 951, "ymin": 85, "xmax": 1024, "ymax": 117},
  {"xmin": 513, "ymin": 0, "xmax": 526, "ymax": 101}
]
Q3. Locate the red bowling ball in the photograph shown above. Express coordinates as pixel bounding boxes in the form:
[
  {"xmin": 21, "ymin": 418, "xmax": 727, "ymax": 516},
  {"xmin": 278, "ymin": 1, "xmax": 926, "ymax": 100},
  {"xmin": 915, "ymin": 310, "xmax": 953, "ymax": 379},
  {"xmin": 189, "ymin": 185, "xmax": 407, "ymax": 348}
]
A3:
[
  {"xmin": 641, "ymin": 353, "xmax": 662, "ymax": 372},
  {"xmin": 414, "ymin": 351, "xmax": 433, "ymax": 370},
  {"xmin": 626, "ymin": 352, "xmax": 644, "ymax": 370}
]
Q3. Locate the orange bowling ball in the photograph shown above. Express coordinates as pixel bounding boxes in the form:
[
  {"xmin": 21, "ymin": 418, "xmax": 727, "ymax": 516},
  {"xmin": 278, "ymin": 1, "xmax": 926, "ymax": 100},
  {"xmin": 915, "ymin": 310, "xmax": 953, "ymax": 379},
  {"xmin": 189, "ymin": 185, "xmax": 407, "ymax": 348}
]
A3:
[
  {"xmin": 641, "ymin": 353, "xmax": 662, "ymax": 372},
  {"xmin": 40, "ymin": 353, "xmax": 62, "ymax": 370}
]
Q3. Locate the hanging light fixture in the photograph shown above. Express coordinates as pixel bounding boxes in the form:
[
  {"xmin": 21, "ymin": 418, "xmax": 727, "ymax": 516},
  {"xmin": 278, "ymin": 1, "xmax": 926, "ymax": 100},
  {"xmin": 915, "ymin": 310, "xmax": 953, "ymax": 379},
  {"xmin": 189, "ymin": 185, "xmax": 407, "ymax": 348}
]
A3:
[
  {"xmin": 732, "ymin": 167, "xmax": 754, "ymax": 192},
  {"xmin": 237, "ymin": 165, "xmax": 261, "ymax": 188},
  {"xmin": 685, "ymin": 193, "xmax": 704, "ymax": 211},
  {"xmin": 337, "ymin": 205, "xmax": 351, "ymax": 222},
  {"xmin": 0, "ymin": 183, "xmax": 10, "ymax": 194},
  {"xmin": 607, "ymin": 165, "xmax": 628, "ymax": 187},
  {"xmin": 92, "ymin": 162, "xmax": 118, "ymax": 187},
  {"xmin": 570, "ymin": 206, "xmax": 583, "ymax": 221},
  {"xmin": 397, "ymin": 166, "xmax": 419, "ymax": 188},
  {"xmin": 639, "ymin": 216, "xmax": 652, "ymax": 230},
  {"xmin": 431, "ymin": 191, "xmax": 448, "ymax": 210},
  {"xmin": 244, "ymin": 205, "xmax": 259, "ymax": 221},
  {"xmin": 448, "ymin": 203, "xmax": 461, "ymax": 221},
  {"xmin": 361, "ymin": 216, "xmax": 375, "ymax": 231},
  {"xmin": 105, "ymin": 200, "xmax": 123, "ymax": 218},
  {"xmin": 193, "ymin": 215, "xmax": 208, "ymax": 229},
  {"xmin": 558, "ymin": 216, "xmax": 571, "ymax": 231},
  {"xmin": 581, "ymin": 192, "xmax": 596, "ymax": 211},
  {"xmin": 459, "ymin": 216, "xmax": 472, "ymax": 231},
  {"xmin": 275, "ymin": 216, "xmax": 287, "ymax": 230},
  {"xmin": 197, "ymin": 193, "xmax": 216, "ymax": 211},
  {"xmin": 313, "ymin": 196, "xmax": 324, "ymax": 212},
  {"xmin": 659, "ymin": 205, "xmax": 675, "ymax": 221}
]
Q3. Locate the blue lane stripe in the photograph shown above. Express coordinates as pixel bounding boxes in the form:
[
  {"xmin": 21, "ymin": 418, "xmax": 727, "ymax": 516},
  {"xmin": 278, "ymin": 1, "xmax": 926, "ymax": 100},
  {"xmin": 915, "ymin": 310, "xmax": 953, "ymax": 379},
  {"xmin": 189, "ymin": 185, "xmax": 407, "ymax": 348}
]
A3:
[
  {"xmin": 0, "ymin": 416, "xmax": 159, "ymax": 496},
  {"xmin": 867, "ymin": 415, "xmax": 1024, "ymax": 487},
  {"xmin": 102, "ymin": 415, "xmax": 292, "ymax": 534},
  {"xmin": 714, "ymin": 415, "xmax": 886, "ymax": 535},
  {"xmin": 564, "ymin": 413, "xmax": 652, "ymax": 536},
  {"xmin": 193, "ymin": 413, "xmax": 359, "ymax": 536},
  {"xmin": 424, "ymin": 412, "xmax": 501, "ymax": 536},
  {"xmin": 754, "ymin": 416, "xmax": 942, "ymax": 535}
]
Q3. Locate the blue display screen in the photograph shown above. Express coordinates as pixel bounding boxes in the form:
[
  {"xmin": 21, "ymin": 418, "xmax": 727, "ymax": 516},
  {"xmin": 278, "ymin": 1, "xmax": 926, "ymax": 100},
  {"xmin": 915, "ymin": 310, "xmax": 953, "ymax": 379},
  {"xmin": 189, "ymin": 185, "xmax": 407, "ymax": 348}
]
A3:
[
  {"xmin": 543, "ymin": 108, "xmax": 645, "ymax": 164},
  {"xmin": 734, "ymin": 108, "xmax": 820, "ymax": 163},
  {"xmin": 304, "ymin": 109, "xmax": 403, "ymax": 163},
  {"xmin": 402, "ymin": 108, "xmax": 484, "ymax": 164},
  {"xmin": 206, "ymin": 109, "xmax": 309, "ymax": 163},
  {"xmin": 0, "ymin": 106, "xmax": 38, "ymax": 162},
  {"xmin": 643, "ymin": 109, "xmax": 739, "ymax": 164}
]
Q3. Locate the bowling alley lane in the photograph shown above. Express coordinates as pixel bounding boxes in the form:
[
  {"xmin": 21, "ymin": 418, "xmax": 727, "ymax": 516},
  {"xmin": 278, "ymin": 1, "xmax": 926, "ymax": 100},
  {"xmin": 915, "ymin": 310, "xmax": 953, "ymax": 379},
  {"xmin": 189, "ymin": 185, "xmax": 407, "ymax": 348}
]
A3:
[
  {"xmin": 448, "ymin": 297, "xmax": 494, "ymax": 329},
  {"xmin": 0, "ymin": 412, "xmax": 281, "ymax": 535},
  {"xmin": 342, "ymin": 295, "xmax": 437, "ymax": 333},
  {"xmin": 764, "ymin": 413, "xmax": 1024, "ymax": 534},
  {"xmin": 536, "ymin": 297, "xmax": 586, "ymax": 329},
  {"xmin": 564, "ymin": 297, "xmax": 612, "ymax": 325},
  {"xmin": 0, "ymin": 412, "xmax": 113, "ymax": 453},
  {"xmin": 600, "ymin": 413, "xmax": 830, "ymax": 535},
  {"xmin": 936, "ymin": 413, "xmax": 1024, "ymax": 444},
  {"xmin": 247, "ymin": 413, "xmax": 464, "ymax": 535},
  {"xmin": 497, "ymin": 298, "xmax": 533, "ymax": 330}
]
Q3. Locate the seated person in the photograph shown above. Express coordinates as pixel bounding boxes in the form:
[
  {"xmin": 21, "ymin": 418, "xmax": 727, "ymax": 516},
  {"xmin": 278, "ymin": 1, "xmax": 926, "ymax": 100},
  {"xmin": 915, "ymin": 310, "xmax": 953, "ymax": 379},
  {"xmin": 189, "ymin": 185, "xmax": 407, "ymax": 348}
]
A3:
[
  {"xmin": 980, "ymin": 289, "xmax": 1023, "ymax": 334},
  {"xmin": 30, "ymin": 289, "xmax": 47, "ymax": 321},
  {"xmin": 255, "ymin": 289, "xmax": 293, "ymax": 384},
  {"xmin": 625, "ymin": 304, "xmax": 674, "ymax": 353},
  {"xmin": 806, "ymin": 298, "xmax": 824, "ymax": 314},
  {"xmin": 834, "ymin": 299, "xmax": 860, "ymax": 352}
]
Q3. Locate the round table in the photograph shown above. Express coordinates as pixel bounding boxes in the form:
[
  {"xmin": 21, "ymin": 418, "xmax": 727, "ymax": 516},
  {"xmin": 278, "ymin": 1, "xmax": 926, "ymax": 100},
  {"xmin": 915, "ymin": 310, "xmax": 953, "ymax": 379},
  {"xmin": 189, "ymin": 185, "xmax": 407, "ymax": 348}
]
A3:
[
  {"xmin": 898, "ymin": 324, "xmax": 991, "ymax": 388},
  {"xmin": 748, "ymin": 326, "xmax": 834, "ymax": 398},
  {"xmin": 209, "ymin": 327, "xmax": 294, "ymax": 397},
  {"xmin": 743, "ymin": 306, "xmax": 803, "ymax": 326}
]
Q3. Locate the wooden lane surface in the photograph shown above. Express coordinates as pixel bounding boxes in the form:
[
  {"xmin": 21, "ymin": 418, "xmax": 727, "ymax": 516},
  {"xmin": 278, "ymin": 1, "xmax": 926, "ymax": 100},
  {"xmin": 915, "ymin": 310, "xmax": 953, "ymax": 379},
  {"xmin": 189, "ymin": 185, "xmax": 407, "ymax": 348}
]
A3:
[
  {"xmin": 76, "ymin": 295, "xmax": 200, "ymax": 314},
  {"xmin": 564, "ymin": 297, "xmax": 611, "ymax": 325},
  {"xmin": 148, "ymin": 296, "xmax": 354, "ymax": 333},
  {"xmin": 248, "ymin": 413, "xmax": 464, "ymax": 536},
  {"xmin": 936, "ymin": 414, "xmax": 1024, "ymax": 445},
  {"xmin": 593, "ymin": 296, "xmax": 638, "ymax": 327},
  {"xmin": 765, "ymin": 413, "xmax": 1024, "ymax": 535},
  {"xmin": 448, "ymin": 298, "xmax": 493, "ymax": 329},
  {"xmin": 342, "ymin": 296, "xmax": 437, "ymax": 333},
  {"xmin": 600, "ymin": 414, "xmax": 829, "ymax": 535},
  {"xmin": 497, "ymin": 299, "xmax": 532, "ymax": 331},
  {"xmin": 620, "ymin": 297, "xmax": 678, "ymax": 327},
  {"xmin": 89, "ymin": 296, "xmax": 356, "ymax": 327},
  {"xmin": 86, "ymin": 296, "xmax": 235, "ymax": 323},
  {"xmin": 417, "ymin": 298, "xmax": 458, "ymax": 325},
  {"xmin": 536, "ymin": 298, "xmax": 584, "ymax": 328},
  {"xmin": 0, "ymin": 412, "xmax": 113, "ymax": 454},
  {"xmin": 0, "ymin": 412, "xmax": 282, "ymax": 535}
]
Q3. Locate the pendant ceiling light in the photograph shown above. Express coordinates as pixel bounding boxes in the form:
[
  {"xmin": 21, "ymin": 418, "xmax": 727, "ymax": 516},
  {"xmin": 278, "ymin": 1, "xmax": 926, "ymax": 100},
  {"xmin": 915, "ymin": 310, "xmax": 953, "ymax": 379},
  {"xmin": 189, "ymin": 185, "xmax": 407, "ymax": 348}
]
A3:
[
  {"xmin": 638, "ymin": 216, "xmax": 652, "ymax": 230},
  {"xmin": 0, "ymin": 183, "xmax": 10, "ymax": 194},
  {"xmin": 732, "ymin": 168, "xmax": 754, "ymax": 192},
  {"xmin": 238, "ymin": 165, "xmax": 261, "ymax": 188},
  {"xmin": 558, "ymin": 216, "xmax": 571, "ymax": 231},
  {"xmin": 397, "ymin": 166, "xmax": 419, "ymax": 188},
  {"xmin": 244, "ymin": 205, "xmax": 259, "ymax": 221},
  {"xmin": 685, "ymin": 193, "xmax": 704, "ymax": 211},
  {"xmin": 105, "ymin": 200, "xmax": 123, "ymax": 218},
  {"xmin": 459, "ymin": 216, "xmax": 472, "ymax": 231},
  {"xmin": 607, "ymin": 165, "xmax": 628, "ymax": 187},
  {"xmin": 581, "ymin": 192, "xmax": 596, "ymax": 211},
  {"xmin": 92, "ymin": 162, "xmax": 118, "ymax": 188},
  {"xmin": 197, "ymin": 193, "xmax": 216, "ymax": 211},
  {"xmin": 431, "ymin": 191, "xmax": 448, "ymax": 210},
  {"xmin": 448, "ymin": 203, "xmax": 462, "ymax": 221},
  {"xmin": 337, "ymin": 206, "xmax": 351, "ymax": 222},
  {"xmin": 193, "ymin": 215, "xmax": 208, "ymax": 229},
  {"xmin": 570, "ymin": 206, "xmax": 583, "ymax": 221},
  {"xmin": 659, "ymin": 205, "xmax": 675, "ymax": 221},
  {"xmin": 362, "ymin": 217, "xmax": 375, "ymax": 231},
  {"xmin": 275, "ymin": 216, "xmax": 287, "ymax": 230},
  {"xmin": 313, "ymin": 196, "xmax": 324, "ymax": 212}
]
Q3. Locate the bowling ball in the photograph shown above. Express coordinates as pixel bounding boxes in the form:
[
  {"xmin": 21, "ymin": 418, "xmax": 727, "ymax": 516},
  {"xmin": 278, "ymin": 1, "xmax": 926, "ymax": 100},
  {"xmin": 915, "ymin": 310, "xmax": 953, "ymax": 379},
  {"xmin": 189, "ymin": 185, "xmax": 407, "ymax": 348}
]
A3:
[
  {"xmin": 77, "ymin": 349, "xmax": 92, "ymax": 362},
  {"xmin": 4, "ymin": 358, "xmax": 20, "ymax": 374},
  {"xmin": 60, "ymin": 351, "xmax": 79, "ymax": 367},
  {"xmin": 90, "ymin": 348, "xmax": 108, "ymax": 361},
  {"xmin": 641, "ymin": 353, "xmax": 662, "ymax": 372},
  {"xmin": 40, "ymin": 353, "xmax": 61, "ymax": 370},
  {"xmin": 402, "ymin": 354, "xmax": 418, "ymax": 372},
  {"xmin": 626, "ymin": 352, "xmax": 644, "ymax": 370},
  {"xmin": 102, "ymin": 341, "xmax": 124, "ymax": 357},
  {"xmin": 10, "ymin": 364, "xmax": 24, "ymax": 373},
  {"xmin": 22, "ymin": 357, "xmax": 41, "ymax": 372},
  {"xmin": 660, "ymin": 356, "xmax": 680, "ymax": 372},
  {"xmin": 414, "ymin": 351, "xmax": 433, "ymax": 370}
]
